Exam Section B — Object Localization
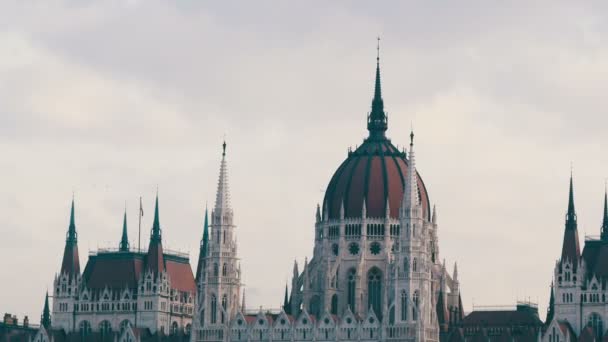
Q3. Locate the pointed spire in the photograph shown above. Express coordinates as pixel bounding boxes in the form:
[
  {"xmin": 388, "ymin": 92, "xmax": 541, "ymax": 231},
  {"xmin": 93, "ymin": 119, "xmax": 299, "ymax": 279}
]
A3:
[
  {"xmin": 453, "ymin": 262, "xmax": 458, "ymax": 282},
  {"xmin": 567, "ymin": 173, "xmax": 576, "ymax": 224},
  {"xmin": 147, "ymin": 192, "xmax": 165, "ymax": 275},
  {"xmin": 561, "ymin": 173, "xmax": 580, "ymax": 262},
  {"xmin": 316, "ymin": 204, "xmax": 321, "ymax": 223},
  {"xmin": 60, "ymin": 198, "xmax": 80, "ymax": 277},
  {"xmin": 340, "ymin": 199, "xmax": 345, "ymax": 219},
  {"xmin": 601, "ymin": 184, "xmax": 608, "ymax": 241},
  {"xmin": 151, "ymin": 192, "xmax": 161, "ymax": 242},
  {"xmin": 402, "ymin": 130, "xmax": 420, "ymax": 210},
  {"xmin": 119, "ymin": 209, "xmax": 130, "ymax": 251},
  {"xmin": 196, "ymin": 206, "xmax": 209, "ymax": 282},
  {"xmin": 283, "ymin": 283, "xmax": 290, "ymax": 314},
  {"xmin": 362, "ymin": 197, "xmax": 367, "ymax": 218},
  {"xmin": 41, "ymin": 291, "xmax": 51, "ymax": 329},
  {"xmin": 367, "ymin": 37, "xmax": 388, "ymax": 139},
  {"xmin": 546, "ymin": 281, "xmax": 555, "ymax": 324},
  {"xmin": 432, "ymin": 205, "xmax": 437, "ymax": 224},
  {"xmin": 215, "ymin": 140, "xmax": 232, "ymax": 213},
  {"xmin": 67, "ymin": 197, "xmax": 77, "ymax": 243}
]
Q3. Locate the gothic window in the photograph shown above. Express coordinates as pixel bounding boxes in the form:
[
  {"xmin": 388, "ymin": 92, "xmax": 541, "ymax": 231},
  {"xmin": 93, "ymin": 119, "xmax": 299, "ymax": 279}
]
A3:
[
  {"xmin": 79, "ymin": 321, "xmax": 91, "ymax": 337},
  {"xmin": 99, "ymin": 321, "xmax": 112, "ymax": 336},
  {"xmin": 412, "ymin": 258, "xmax": 417, "ymax": 272},
  {"xmin": 185, "ymin": 324, "xmax": 191, "ymax": 335},
  {"xmin": 401, "ymin": 291, "xmax": 408, "ymax": 321},
  {"xmin": 222, "ymin": 263, "xmax": 227, "ymax": 277},
  {"xmin": 213, "ymin": 263, "xmax": 219, "ymax": 277},
  {"xmin": 211, "ymin": 294, "xmax": 217, "ymax": 324},
  {"xmin": 412, "ymin": 291, "xmax": 419, "ymax": 321},
  {"xmin": 588, "ymin": 313, "xmax": 603, "ymax": 339},
  {"xmin": 404, "ymin": 258, "xmax": 409, "ymax": 275},
  {"xmin": 347, "ymin": 269, "xmax": 356, "ymax": 312},
  {"xmin": 170, "ymin": 321, "xmax": 179, "ymax": 335},
  {"xmin": 332, "ymin": 243, "xmax": 339, "ymax": 256},
  {"xmin": 368, "ymin": 268, "xmax": 382, "ymax": 320},
  {"xmin": 331, "ymin": 294, "xmax": 338, "ymax": 315}
]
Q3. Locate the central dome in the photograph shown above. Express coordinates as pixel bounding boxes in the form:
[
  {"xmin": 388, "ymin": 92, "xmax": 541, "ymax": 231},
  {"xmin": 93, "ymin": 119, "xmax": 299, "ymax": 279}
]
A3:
[{"xmin": 322, "ymin": 55, "xmax": 431, "ymax": 220}]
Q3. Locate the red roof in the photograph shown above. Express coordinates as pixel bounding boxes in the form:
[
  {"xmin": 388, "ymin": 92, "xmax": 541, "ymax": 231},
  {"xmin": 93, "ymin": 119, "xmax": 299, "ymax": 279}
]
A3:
[
  {"xmin": 81, "ymin": 251, "xmax": 195, "ymax": 294},
  {"xmin": 323, "ymin": 139, "xmax": 430, "ymax": 220},
  {"xmin": 166, "ymin": 259, "xmax": 196, "ymax": 293}
]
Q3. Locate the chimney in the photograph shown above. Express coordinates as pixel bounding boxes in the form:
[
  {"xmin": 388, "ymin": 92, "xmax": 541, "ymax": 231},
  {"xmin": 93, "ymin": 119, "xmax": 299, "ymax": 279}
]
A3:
[{"xmin": 23, "ymin": 316, "xmax": 29, "ymax": 327}]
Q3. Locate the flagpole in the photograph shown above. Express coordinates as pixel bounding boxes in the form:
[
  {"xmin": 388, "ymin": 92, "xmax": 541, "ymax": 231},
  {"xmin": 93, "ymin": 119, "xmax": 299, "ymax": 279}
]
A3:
[{"xmin": 138, "ymin": 196, "xmax": 142, "ymax": 251}]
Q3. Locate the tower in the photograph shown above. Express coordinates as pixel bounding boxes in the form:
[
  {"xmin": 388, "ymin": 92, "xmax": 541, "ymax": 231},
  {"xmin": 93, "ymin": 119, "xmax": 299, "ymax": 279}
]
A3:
[
  {"xmin": 197, "ymin": 141, "xmax": 242, "ymax": 327},
  {"xmin": 552, "ymin": 174, "xmax": 583, "ymax": 332},
  {"xmin": 52, "ymin": 198, "xmax": 81, "ymax": 331},
  {"xmin": 392, "ymin": 130, "xmax": 438, "ymax": 340}
]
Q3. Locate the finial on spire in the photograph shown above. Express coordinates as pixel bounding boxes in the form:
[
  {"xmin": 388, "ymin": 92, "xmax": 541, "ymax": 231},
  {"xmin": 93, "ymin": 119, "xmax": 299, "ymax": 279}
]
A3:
[
  {"xmin": 222, "ymin": 139, "xmax": 227, "ymax": 157},
  {"xmin": 376, "ymin": 36, "xmax": 381, "ymax": 63},
  {"xmin": 410, "ymin": 130, "xmax": 415, "ymax": 146}
]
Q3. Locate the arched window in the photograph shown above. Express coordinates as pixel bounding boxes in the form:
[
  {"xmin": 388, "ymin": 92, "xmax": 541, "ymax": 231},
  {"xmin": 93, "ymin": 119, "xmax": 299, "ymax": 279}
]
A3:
[
  {"xmin": 403, "ymin": 258, "xmax": 409, "ymax": 276},
  {"xmin": 368, "ymin": 268, "xmax": 382, "ymax": 320},
  {"xmin": 588, "ymin": 313, "xmax": 603, "ymax": 338},
  {"xmin": 221, "ymin": 294, "xmax": 228, "ymax": 323},
  {"xmin": 331, "ymin": 294, "xmax": 338, "ymax": 315},
  {"xmin": 412, "ymin": 291, "xmax": 419, "ymax": 321},
  {"xmin": 211, "ymin": 294, "xmax": 217, "ymax": 324},
  {"xmin": 120, "ymin": 320, "xmax": 131, "ymax": 332},
  {"xmin": 99, "ymin": 320, "xmax": 112, "ymax": 335},
  {"xmin": 79, "ymin": 321, "xmax": 91, "ymax": 337},
  {"xmin": 185, "ymin": 324, "xmax": 192, "ymax": 336},
  {"xmin": 412, "ymin": 258, "xmax": 417, "ymax": 272},
  {"xmin": 222, "ymin": 263, "xmax": 227, "ymax": 277},
  {"xmin": 347, "ymin": 269, "xmax": 356, "ymax": 312},
  {"xmin": 213, "ymin": 263, "xmax": 219, "ymax": 277},
  {"xmin": 401, "ymin": 291, "xmax": 408, "ymax": 321},
  {"xmin": 170, "ymin": 321, "xmax": 179, "ymax": 335}
]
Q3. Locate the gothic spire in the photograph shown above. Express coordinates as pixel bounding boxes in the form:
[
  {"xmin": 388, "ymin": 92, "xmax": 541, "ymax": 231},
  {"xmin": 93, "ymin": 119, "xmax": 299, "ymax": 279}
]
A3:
[
  {"xmin": 283, "ymin": 283, "xmax": 290, "ymax": 314},
  {"xmin": 214, "ymin": 140, "xmax": 232, "ymax": 214},
  {"xmin": 241, "ymin": 288, "xmax": 246, "ymax": 312},
  {"xmin": 367, "ymin": 37, "xmax": 388, "ymax": 139},
  {"xmin": 196, "ymin": 206, "xmax": 209, "ymax": 282},
  {"xmin": 151, "ymin": 192, "xmax": 161, "ymax": 242},
  {"xmin": 67, "ymin": 197, "xmax": 77, "ymax": 243},
  {"xmin": 119, "ymin": 209, "xmax": 129, "ymax": 251},
  {"xmin": 601, "ymin": 185, "xmax": 608, "ymax": 241},
  {"xmin": 147, "ymin": 193, "xmax": 165, "ymax": 274},
  {"xmin": 41, "ymin": 291, "xmax": 51, "ymax": 329},
  {"xmin": 402, "ymin": 131, "xmax": 420, "ymax": 210},
  {"xmin": 545, "ymin": 281, "xmax": 555, "ymax": 324},
  {"xmin": 561, "ymin": 173, "xmax": 580, "ymax": 263},
  {"xmin": 60, "ymin": 198, "xmax": 80, "ymax": 278}
]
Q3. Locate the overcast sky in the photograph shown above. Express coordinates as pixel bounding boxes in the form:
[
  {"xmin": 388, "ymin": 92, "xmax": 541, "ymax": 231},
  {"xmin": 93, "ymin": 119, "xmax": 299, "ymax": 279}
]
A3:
[{"xmin": 2, "ymin": 0, "xmax": 608, "ymax": 321}]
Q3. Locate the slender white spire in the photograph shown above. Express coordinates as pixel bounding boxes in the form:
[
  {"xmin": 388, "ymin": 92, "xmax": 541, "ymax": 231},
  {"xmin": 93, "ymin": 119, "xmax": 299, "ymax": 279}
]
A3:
[
  {"xmin": 403, "ymin": 131, "xmax": 420, "ymax": 209},
  {"xmin": 214, "ymin": 140, "xmax": 232, "ymax": 212}
]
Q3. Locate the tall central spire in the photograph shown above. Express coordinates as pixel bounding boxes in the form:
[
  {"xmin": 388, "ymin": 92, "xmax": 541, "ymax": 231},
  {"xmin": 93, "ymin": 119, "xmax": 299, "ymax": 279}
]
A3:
[
  {"xmin": 215, "ymin": 140, "xmax": 232, "ymax": 213},
  {"xmin": 67, "ymin": 198, "xmax": 77, "ymax": 243},
  {"xmin": 402, "ymin": 131, "xmax": 420, "ymax": 210},
  {"xmin": 367, "ymin": 37, "xmax": 388, "ymax": 139},
  {"xmin": 60, "ymin": 198, "xmax": 80, "ymax": 278}
]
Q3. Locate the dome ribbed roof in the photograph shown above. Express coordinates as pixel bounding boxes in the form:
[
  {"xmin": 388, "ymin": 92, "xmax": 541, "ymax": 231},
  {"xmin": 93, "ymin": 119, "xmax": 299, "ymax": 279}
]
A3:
[{"xmin": 322, "ymin": 139, "xmax": 430, "ymax": 220}]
